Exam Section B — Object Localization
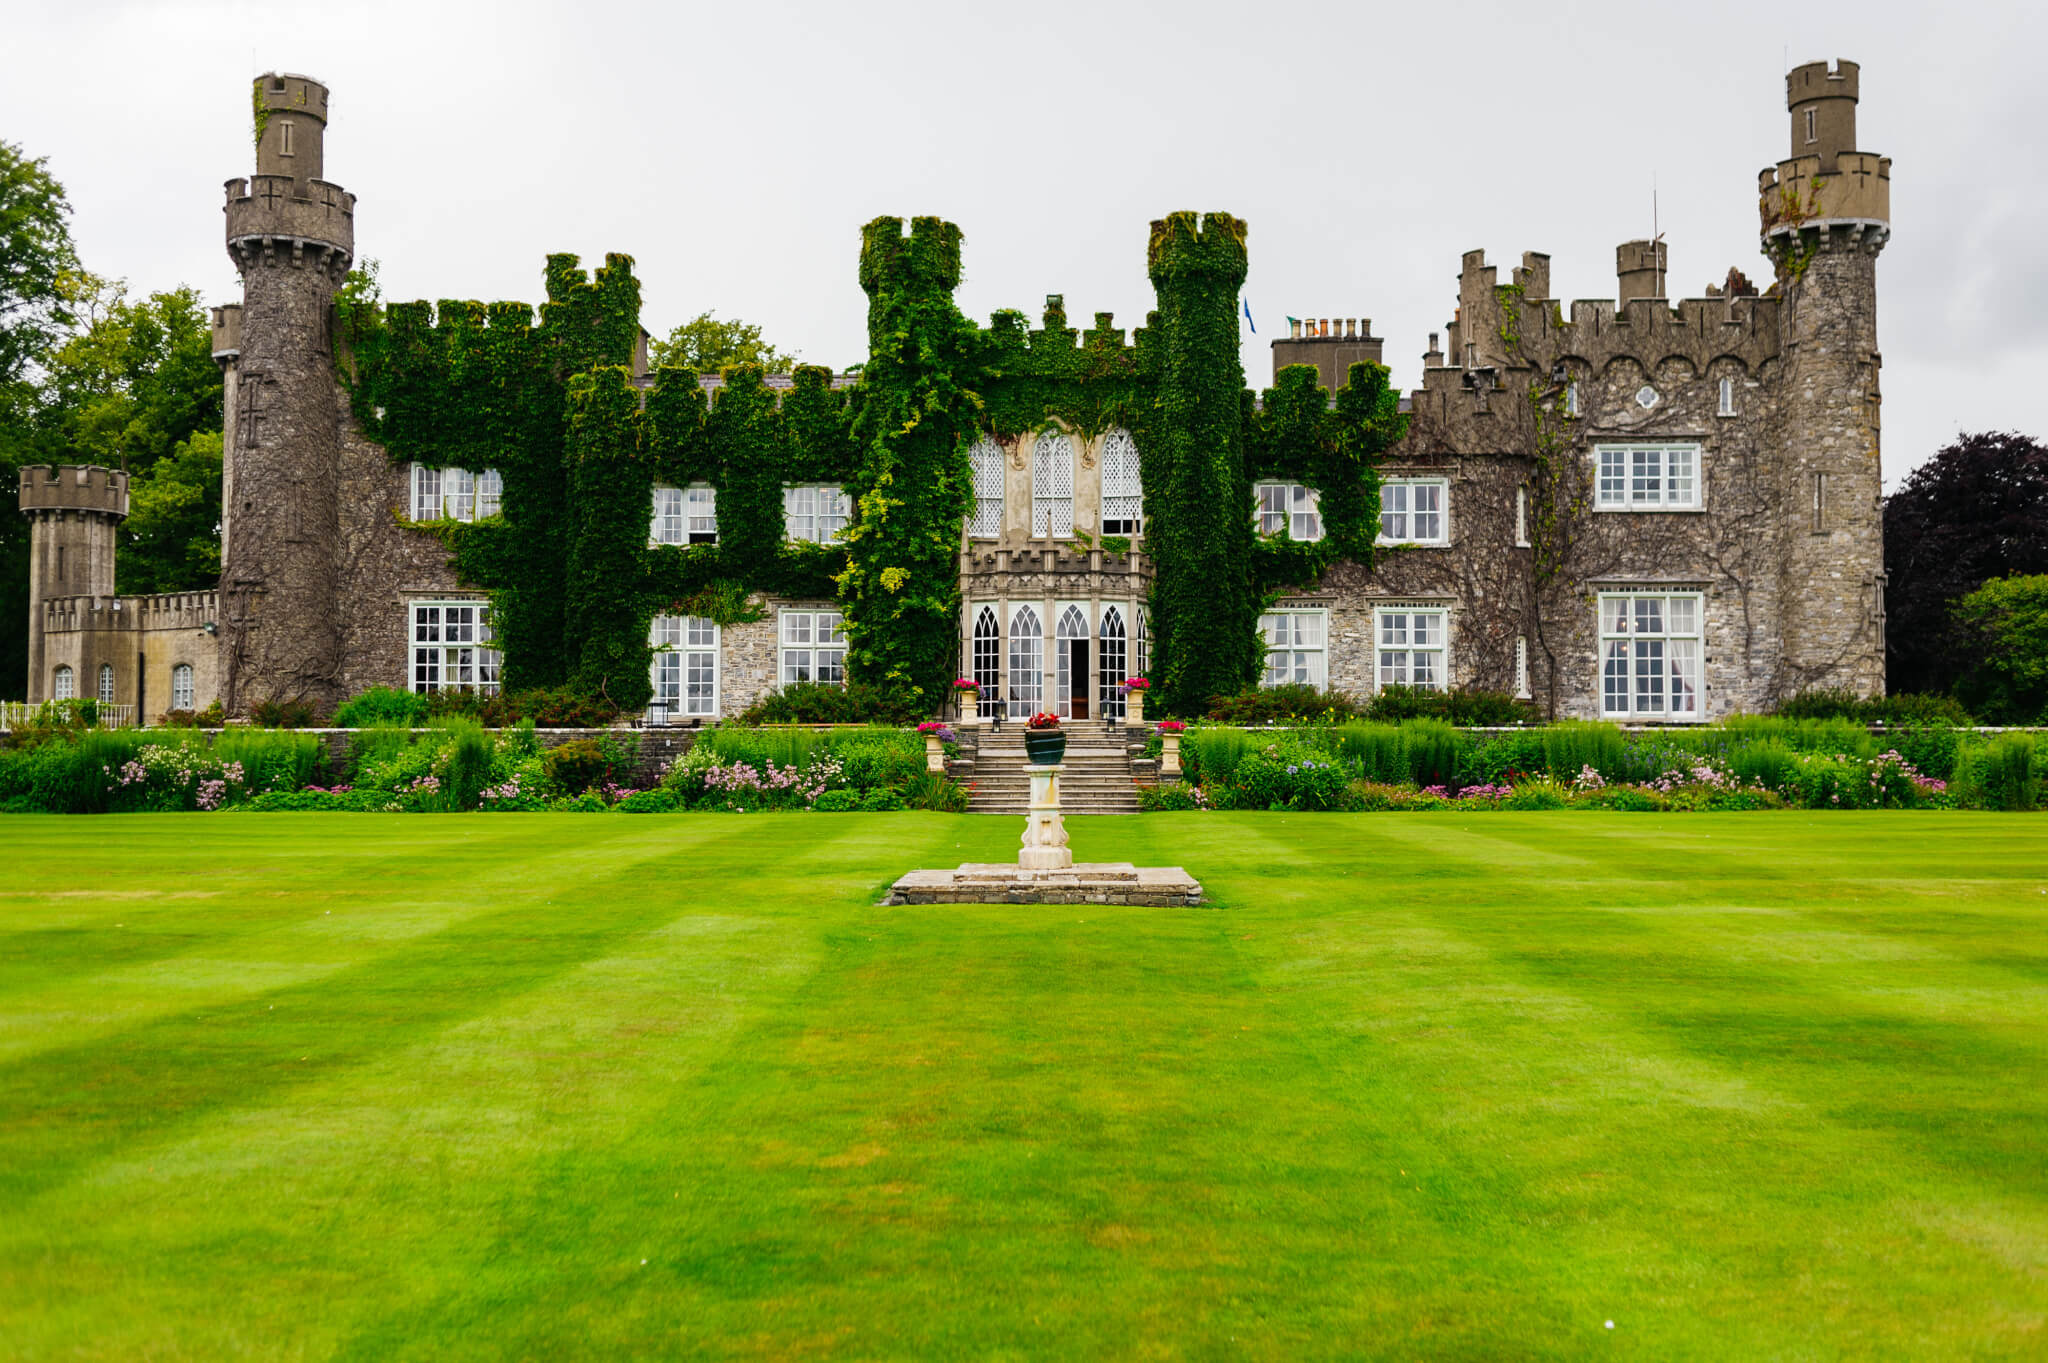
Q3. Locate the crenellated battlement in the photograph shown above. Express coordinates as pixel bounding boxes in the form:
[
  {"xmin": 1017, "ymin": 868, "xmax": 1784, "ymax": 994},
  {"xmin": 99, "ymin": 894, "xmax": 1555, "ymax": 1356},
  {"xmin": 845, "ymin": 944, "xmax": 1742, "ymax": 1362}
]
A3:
[
  {"xmin": 210, "ymin": 304, "xmax": 242, "ymax": 361},
  {"xmin": 1147, "ymin": 211, "xmax": 1248, "ymax": 282},
  {"xmin": 860, "ymin": 216, "xmax": 963, "ymax": 294},
  {"xmin": 41, "ymin": 590, "xmax": 220, "ymax": 635},
  {"xmin": 18, "ymin": 465, "xmax": 129, "ymax": 519},
  {"xmin": 1759, "ymin": 152, "xmax": 1890, "ymax": 246},
  {"xmin": 225, "ymin": 174, "xmax": 355, "ymax": 275}
]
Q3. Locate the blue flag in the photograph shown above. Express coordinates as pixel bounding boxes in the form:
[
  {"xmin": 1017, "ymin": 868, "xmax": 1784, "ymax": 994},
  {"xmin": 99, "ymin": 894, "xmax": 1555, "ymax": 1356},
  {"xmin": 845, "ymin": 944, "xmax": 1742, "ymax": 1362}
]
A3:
[{"xmin": 1242, "ymin": 298, "xmax": 1256, "ymax": 334}]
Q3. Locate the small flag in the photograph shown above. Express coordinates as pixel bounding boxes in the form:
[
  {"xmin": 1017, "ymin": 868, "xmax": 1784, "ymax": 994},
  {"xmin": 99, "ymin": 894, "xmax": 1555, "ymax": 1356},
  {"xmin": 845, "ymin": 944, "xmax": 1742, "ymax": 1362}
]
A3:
[{"xmin": 1242, "ymin": 298, "xmax": 1256, "ymax": 334}]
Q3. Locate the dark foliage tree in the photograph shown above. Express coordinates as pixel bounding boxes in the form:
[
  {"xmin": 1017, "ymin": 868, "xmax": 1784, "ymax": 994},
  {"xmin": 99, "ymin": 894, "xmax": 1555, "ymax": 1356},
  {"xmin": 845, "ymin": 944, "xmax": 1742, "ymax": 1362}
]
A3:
[
  {"xmin": 1884, "ymin": 431, "xmax": 2048, "ymax": 695},
  {"xmin": 1952, "ymin": 574, "xmax": 2048, "ymax": 723}
]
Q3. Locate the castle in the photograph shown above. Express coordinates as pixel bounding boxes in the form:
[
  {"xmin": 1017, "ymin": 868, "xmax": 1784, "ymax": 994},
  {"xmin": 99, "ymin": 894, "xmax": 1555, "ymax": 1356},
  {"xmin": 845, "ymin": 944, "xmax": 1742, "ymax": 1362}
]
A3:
[{"xmin": 17, "ymin": 62, "xmax": 1888, "ymax": 724}]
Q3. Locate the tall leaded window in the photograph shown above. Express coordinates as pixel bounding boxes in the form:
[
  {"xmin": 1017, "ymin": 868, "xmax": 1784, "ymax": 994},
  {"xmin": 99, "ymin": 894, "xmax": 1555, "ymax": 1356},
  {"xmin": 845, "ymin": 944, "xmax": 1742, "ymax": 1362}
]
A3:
[
  {"xmin": 411, "ymin": 600, "xmax": 502, "ymax": 694},
  {"xmin": 1380, "ymin": 479, "xmax": 1447, "ymax": 545},
  {"xmin": 783, "ymin": 485, "xmax": 851, "ymax": 544},
  {"xmin": 1261, "ymin": 610, "xmax": 1327, "ymax": 686},
  {"xmin": 1599, "ymin": 592, "xmax": 1702, "ymax": 720},
  {"xmin": 1098, "ymin": 606, "xmax": 1128, "ymax": 718},
  {"xmin": 1378, "ymin": 608, "xmax": 1447, "ymax": 690},
  {"xmin": 972, "ymin": 605, "xmax": 1000, "ymax": 716},
  {"xmin": 780, "ymin": 610, "xmax": 845, "ymax": 684},
  {"xmin": 1100, "ymin": 429, "xmax": 1142, "ymax": 535},
  {"xmin": 1032, "ymin": 432, "xmax": 1074, "ymax": 537},
  {"xmin": 52, "ymin": 666, "xmax": 73, "ymax": 700},
  {"xmin": 444, "ymin": 468, "xmax": 475, "ymax": 522},
  {"xmin": 651, "ymin": 615, "xmax": 719, "ymax": 716},
  {"xmin": 1255, "ymin": 482, "xmax": 1323, "ymax": 540},
  {"xmin": 1008, "ymin": 604, "xmax": 1043, "ymax": 718},
  {"xmin": 967, "ymin": 439, "xmax": 1005, "ymax": 538},
  {"xmin": 98, "ymin": 663, "xmax": 116, "ymax": 703},
  {"xmin": 1514, "ymin": 636, "xmax": 1531, "ymax": 700},
  {"xmin": 685, "ymin": 485, "xmax": 718, "ymax": 543},
  {"xmin": 476, "ymin": 469, "xmax": 503, "ymax": 518},
  {"xmin": 172, "ymin": 663, "xmax": 195, "ymax": 711},
  {"xmin": 1596, "ymin": 444, "xmax": 1700, "ymax": 510},
  {"xmin": 1135, "ymin": 606, "xmax": 1149, "ymax": 680},
  {"xmin": 1718, "ymin": 377, "xmax": 1737, "ymax": 416}
]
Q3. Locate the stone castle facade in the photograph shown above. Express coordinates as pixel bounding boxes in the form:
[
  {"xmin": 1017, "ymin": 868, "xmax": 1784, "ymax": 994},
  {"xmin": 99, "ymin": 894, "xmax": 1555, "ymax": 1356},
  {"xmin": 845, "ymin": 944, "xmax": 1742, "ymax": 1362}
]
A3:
[{"xmin": 18, "ymin": 62, "xmax": 1888, "ymax": 724}]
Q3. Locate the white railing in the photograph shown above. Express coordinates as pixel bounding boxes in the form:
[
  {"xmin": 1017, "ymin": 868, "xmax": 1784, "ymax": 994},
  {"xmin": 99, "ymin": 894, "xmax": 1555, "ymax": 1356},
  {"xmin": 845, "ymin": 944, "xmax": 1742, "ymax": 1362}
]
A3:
[{"xmin": 0, "ymin": 699, "xmax": 136, "ymax": 729}]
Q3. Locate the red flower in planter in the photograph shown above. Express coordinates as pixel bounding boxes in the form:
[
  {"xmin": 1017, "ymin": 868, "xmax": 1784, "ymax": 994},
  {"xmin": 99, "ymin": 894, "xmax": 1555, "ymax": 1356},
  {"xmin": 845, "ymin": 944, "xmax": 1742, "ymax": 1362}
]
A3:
[{"xmin": 1027, "ymin": 712, "xmax": 1061, "ymax": 730}]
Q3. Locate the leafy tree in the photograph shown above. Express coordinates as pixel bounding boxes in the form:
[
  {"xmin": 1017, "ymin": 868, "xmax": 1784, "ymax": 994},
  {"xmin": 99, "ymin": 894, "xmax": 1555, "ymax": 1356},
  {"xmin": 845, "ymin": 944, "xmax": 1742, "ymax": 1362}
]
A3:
[
  {"xmin": 0, "ymin": 140, "xmax": 79, "ymax": 695},
  {"xmin": 34, "ymin": 273, "xmax": 221, "ymax": 474},
  {"xmin": 120, "ymin": 430, "xmax": 223, "ymax": 594},
  {"xmin": 648, "ymin": 310, "xmax": 795, "ymax": 375},
  {"xmin": 1953, "ymin": 574, "xmax": 2048, "ymax": 724},
  {"xmin": 1884, "ymin": 431, "xmax": 2048, "ymax": 695}
]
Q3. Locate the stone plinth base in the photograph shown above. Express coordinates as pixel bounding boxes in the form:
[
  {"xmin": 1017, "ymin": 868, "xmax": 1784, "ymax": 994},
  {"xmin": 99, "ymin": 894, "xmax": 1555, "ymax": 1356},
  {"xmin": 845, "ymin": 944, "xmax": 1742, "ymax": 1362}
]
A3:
[{"xmin": 885, "ymin": 862, "xmax": 1204, "ymax": 907}]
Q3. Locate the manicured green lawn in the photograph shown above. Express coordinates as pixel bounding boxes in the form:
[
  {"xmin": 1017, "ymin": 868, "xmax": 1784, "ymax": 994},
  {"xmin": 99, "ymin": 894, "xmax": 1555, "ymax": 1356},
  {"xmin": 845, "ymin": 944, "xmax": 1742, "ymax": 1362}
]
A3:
[{"xmin": 1, "ymin": 812, "xmax": 2044, "ymax": 1359}]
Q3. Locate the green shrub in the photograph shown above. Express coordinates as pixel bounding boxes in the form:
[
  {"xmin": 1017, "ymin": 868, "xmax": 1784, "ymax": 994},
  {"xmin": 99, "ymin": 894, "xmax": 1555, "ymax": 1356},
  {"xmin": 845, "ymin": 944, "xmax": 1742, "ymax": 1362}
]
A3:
[
  {"xmin": 1983, "ymin": 732, "xmax": 2038, "ymax": 811},
  {"xmin": 1180, "ymin": 727, "xmax": 1256, "ymax": 788},
  {"xmin": 449, "ymin": 687, "xmax": 620, "ymax": 728},
  {"xmin": 857, "ymin": 787, "xmax": 906, "ymax": 811},
  {"xmin": 247, "ymin": 696, "xmax": 326, "ymax": 728},
  {"xmin": 1365, "ymin": 685, "xmax": 1537, "ymax": 726},
  {"xmin": 243, "ymin": 788, "xmax": 394, "ymax": 812},
  {"xmin": 1458, "ymin": 728, "xmax": 1545, "ymax": 787},
  {"xmin": 543, "ymin": 740, "xmax": 612, "ymax": 795},
  {"xmin": 1228, "ymin": 743, "xmax": 1354, "ymax": 811},
  {"xmin": 1137, "ymin": 783, "xmax": 1207, "ymax": 812},
  {"xmin": 1727, "ymin": 739, "xmax": 1799, "ymax": 794},
  {"xmin": 1202, "ymin": 685, "xmax": 1360, "ymax": 725},
  {"xmin": 1572, "ymin": 785, "xmax": 1667, "ymax": 812},
  {"xmin": 900, "ymin": 771, "xmax": 969, "ymax": 812},
  {"xmin": 1401, "ymin": 719, "xmax": 1462, "ymax": 788},
  {"xmin": 734, "ymin": 682, "xmax": 927, "ymax": 727},
  {"xmin": 1787, "ymin": 752, "xmax": 1874, "ymax": 809},
  {"xmin": 439, "ymin": 719, "xmax": 495, "ymax": 811},
  {"xmin": 700, "ymin": 726, "xmax": 824, "ymax": 772},
  {"xmin": 1330, "ymin": 723, "xmax": 1409, "ymax": 784},
  {"xmin": 333, "ymin": 687, "xmax": 430, "ymax": 728},
  {"xmin": 1541, "ymin": 720, "xmax": 1626, "ymax": 783},
  {"xmin": 814, "ymin": 789, "xmax": 861, "ymax": 811},
  {"xmin": 615, "ymin": 788, "xmax": 679, "ymax": 813},
  {"xmin": 1503, "ymin": 779, "xmax": 1571, "ymax": 810},
  {"xmin": 1774, "ymin": 688, "xmax": 1973, "ymax": 726},
  {"xmin": 823, "ymin": 728, "xmax": 922, "ymax": 791}
]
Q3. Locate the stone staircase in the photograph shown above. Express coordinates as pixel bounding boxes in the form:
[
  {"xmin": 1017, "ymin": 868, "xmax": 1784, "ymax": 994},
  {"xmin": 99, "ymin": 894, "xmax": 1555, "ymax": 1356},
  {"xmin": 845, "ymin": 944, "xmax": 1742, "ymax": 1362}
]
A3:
[{"xmin": 960, "ymin": 720, "xmax": 1144, "ymax": 815}]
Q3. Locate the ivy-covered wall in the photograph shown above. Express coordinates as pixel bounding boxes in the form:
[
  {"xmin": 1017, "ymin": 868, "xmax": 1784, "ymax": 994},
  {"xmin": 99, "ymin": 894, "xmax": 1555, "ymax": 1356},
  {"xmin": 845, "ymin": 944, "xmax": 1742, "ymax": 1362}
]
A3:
[{"xmin": 336, "ymin": 214, "xmax": 1404, "ymax": 718}]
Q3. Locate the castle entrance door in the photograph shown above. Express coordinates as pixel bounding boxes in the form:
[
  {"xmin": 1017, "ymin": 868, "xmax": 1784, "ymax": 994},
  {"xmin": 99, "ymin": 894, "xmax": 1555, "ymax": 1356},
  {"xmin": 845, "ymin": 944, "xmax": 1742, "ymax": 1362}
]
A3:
[
  {"xmin": 1055, "ymin": 604, "xmax": 1090, "ymax": 719},
  {"xmin": 1068, "ymin": 638, "xmax": 1089, "ymax": 718}
]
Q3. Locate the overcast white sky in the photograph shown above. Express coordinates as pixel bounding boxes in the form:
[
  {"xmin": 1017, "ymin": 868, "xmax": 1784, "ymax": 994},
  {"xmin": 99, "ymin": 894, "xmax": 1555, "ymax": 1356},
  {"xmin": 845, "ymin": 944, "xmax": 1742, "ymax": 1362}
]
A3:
[{"xmin": 5, "ymin": 0, "xmax": 2042, "ymax": 486}]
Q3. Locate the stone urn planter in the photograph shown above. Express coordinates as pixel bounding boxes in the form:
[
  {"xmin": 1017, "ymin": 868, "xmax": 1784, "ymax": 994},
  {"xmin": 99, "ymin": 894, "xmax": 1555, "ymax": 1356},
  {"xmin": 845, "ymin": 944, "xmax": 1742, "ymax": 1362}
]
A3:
[
  {"xmin": 1127, "ymin": 691, "xmax": 1145, "ymax": 724},
  {"xmin": 1024, "ymin": 728, "xmax": 1067, "ymax": 766},
  {"xmin": 1161, "ymin": 732, "xmax": 1182, "ymax": 775},
  {"xmin": 925, "ymin": 735, "xmax": 946, "ymax": 772}
]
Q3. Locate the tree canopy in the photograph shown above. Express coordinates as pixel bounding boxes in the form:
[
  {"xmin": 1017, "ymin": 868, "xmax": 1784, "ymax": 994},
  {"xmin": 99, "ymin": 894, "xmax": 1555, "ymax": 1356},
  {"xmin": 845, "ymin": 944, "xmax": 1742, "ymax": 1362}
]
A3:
[
  {"xmin": 1884, "ymin": 431, "xmax": 2048, "ymax": 695},
  {"xmin": 648, "ymin": 310, "xmax": 796, "ymax": 375}
]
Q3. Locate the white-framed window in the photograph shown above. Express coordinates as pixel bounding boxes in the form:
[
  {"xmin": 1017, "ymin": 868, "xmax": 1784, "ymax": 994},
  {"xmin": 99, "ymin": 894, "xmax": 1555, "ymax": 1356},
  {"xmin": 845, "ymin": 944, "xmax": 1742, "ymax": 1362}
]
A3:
[
  {"xmin": 651, "ymin": 615, "xmax": 719, "ymax": 716},
  {"xmin": 1596, "ymin": 444, "xmax": 1700, "ymax": 510},
  {"xmin": 411, "ymin": 464, "xmax": 442, "ymax": 520},
  {"xmin": 1565, "ymin": 382, "xmax": 1581, "ymax": 418},
  {"xmin": 280, "ymin": 119, "xmax": 295, "ymax": 156},
  {"xmin": 52, "ymin": 665, "xmax": 73, "ymax": 700},
  {"xmin": 98, "ymin": 663, "xmax": 115, "ymax": 703},
  {"xmin": 1008, "ymin": 604, "xmax": 1043, "ymax": 718},
  {"xmin": 1599, "ymin": 592, "xmax": 1702, "ymax": 720},
  {"xmin": 1718, "ymin": 377, "xmax": 1737, "ymax": 417},
  {"xmin": 1032, "ymin": 432, "xmax": 1074, "ymax": 537},
  {"xmin": 685, "ymin": 485, "xmax": 718, "ymax": 544},
  {"xmin": 1260, "ymin": 609, "xmax": 1327, "ymax": 687},
  {"xmin": 1379, "ymin": 478, "xmax": 1447, "ymax": 545},
  {"xmin": 1255, "ymin": 482, "xmax": 1323, "ymax": 541},
  {"xmin": 410, "ymin": 464, "xmax": 502, "ymax": 522},
  {"xmin": 1100, "ymin": 429, "xmax": 1143, "ymax": 535},
  {"xmin": 172, "ymin": 663, "xmax": 195, "ymax": 711},
  {"xmin": 410, "ymin": 600, "xmax": 502, "ymax": 694},
  {"xmin": 967, "ymin": 439, "xmax": 1004, "ymax": 538},
  {"xmin": 1135, "ymin": 605, "xmax": 1149, "ymax": 681},
  {"xmin": 1098, "ymin": 605, "xmax": 1129, "ymax": 717},
  {"xmin": 783, "ymin": 485, "xmax": 851, "ymax": 544},
  {"xmin": 1805, "ymin": 107, "xmax": 1817, "ymax": 144},
  {"xmin": 652, "ymin": 486, "xmax": 684, "ymax": 544},
  {"xmin": 1516, "ymin": 485, "xmax": 1530, "ymax": 546},
  {"xmin": 1377, "ymin": 606, "xmax": 1447, "ymax": 690},
  {"xmin": 971, "ymin": 605, "xmax": 1001, "ymax": 716},
  {"xmin": 780, "ymin": 609, "xmax": 845, "ymax": 685}
]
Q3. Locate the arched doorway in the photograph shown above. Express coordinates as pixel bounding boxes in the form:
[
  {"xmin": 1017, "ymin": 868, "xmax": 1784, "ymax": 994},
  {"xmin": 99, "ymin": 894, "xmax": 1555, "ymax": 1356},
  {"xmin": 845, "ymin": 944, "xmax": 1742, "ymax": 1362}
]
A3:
[
  {"xmin": 1056, "ymin": 605, "xmax": 1089, "ymax": 719},
  {"xmin": 972, "ymin": 606, "xmax": 1000, "ymax": 717},
  {"xmin": 1098, "ymin": 606, "xmax": 1128, "ymax": 718}
]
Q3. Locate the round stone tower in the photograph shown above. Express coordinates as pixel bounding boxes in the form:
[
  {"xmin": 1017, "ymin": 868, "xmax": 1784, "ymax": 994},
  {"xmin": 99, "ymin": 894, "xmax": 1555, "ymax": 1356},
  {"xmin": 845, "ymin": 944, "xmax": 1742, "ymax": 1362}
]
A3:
[
  {"xmin": 17, "ymin": 465, "xmax": 128, "ymax": 702},
  {"xmin": 1760, "ymin": 59, "xmax": 1890, "ymax": 696},
  {"xmin": 217, "ymin": 72, "xmax": 355, "ymax": 714}
]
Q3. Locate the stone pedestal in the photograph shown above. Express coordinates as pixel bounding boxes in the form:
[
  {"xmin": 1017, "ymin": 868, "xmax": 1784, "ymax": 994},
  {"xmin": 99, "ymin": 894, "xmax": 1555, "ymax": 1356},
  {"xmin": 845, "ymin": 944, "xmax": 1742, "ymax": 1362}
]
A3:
[
  {"xmin": 1161, "ymin": 733, "xmax": 1181, "ymax": 775},
  {"xmin": 1019, "ymin": 763, "xmax": 1072, "ymax": 870},
  {"xmin": 925, "ymin": 735, "xmax": 946, "ymax": 772}
]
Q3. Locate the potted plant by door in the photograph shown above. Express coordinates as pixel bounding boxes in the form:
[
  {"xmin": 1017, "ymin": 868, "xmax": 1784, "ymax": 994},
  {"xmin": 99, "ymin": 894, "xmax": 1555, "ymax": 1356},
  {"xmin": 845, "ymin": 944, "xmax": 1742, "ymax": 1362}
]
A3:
[
  {"xmin": 1121, "ymin": 675, "xmax": 1150, "ymax": 724},
  {"xmin": 951, "ymin": 677, "xmax": 981, "ymax": 723},
  {"xmin": 1024, "ymin": 711, "xmax": 1065, "ymax": 765},
  {"xmin": 917, "ymin": 721, "xmax": 956, "ymax": 772},
  {"xmin": 1157, "ymin": 719, "xmax": 1185, "ymax": 775}
]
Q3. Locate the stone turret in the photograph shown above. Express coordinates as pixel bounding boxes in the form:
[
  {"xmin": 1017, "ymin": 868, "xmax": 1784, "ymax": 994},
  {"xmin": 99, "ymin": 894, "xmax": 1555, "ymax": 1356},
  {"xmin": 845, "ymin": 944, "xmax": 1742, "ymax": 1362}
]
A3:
[
  {"xmin": 18, "ymin": 465, "xmax": 128, "ymax": 702},
  {"xmin": 217, "ymin": 72, "xmax": 353, "ymax": 715},
  {"xmin": 1764, "ymin": 59, "xmax": 1889, "ymax": 696}
]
